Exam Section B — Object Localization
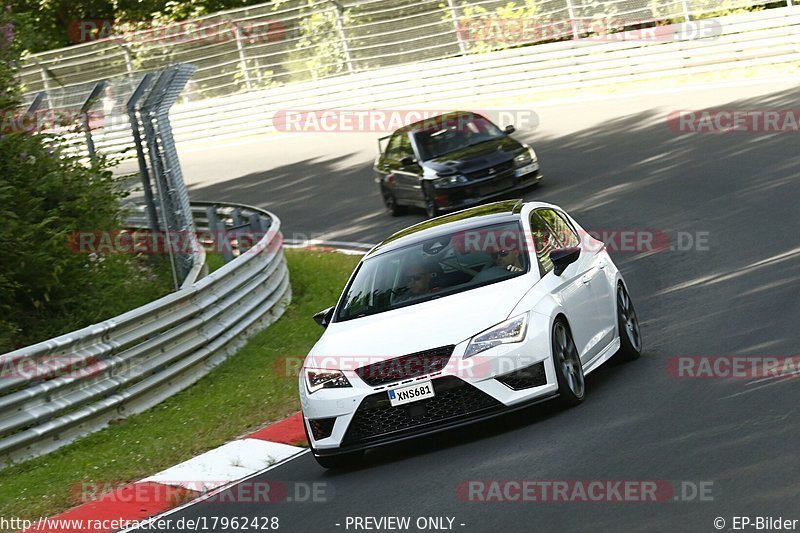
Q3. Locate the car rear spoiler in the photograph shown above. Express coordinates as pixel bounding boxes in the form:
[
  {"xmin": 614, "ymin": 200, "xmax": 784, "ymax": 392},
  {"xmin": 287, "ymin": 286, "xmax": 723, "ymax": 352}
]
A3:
[{"xmin": 377, "ymin": 134, "xmax": 391, "ymax": 154}]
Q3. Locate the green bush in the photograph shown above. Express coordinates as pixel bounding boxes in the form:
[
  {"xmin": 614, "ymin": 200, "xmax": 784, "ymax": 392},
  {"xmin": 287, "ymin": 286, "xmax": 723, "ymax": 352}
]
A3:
[{"xmin": 0, "ymin": 7, "xmax": 172, "ymax": 351}]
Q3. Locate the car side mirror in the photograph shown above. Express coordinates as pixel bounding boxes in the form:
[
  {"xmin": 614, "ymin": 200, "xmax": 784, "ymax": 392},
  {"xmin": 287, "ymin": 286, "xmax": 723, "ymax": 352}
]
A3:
[
  {"xmin": 400, "ymin": 156, "xmax": 416, "ymax": 167},
  {"xmin": 550, "ymin": 246, "xmax": 581, "ymax": 276},
  {"xmin": 313, "ymin": 306, "xmax": 334, "ymax": 328},
  {"xmin": 504, "ymin": 125, "xmax": 516, "ymax": 135}
]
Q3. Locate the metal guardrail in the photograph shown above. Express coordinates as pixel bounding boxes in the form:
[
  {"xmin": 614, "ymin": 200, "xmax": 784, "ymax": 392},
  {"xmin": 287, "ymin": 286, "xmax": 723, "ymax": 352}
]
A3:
[
  {"xmin": 0, "ymin": 203, "xmax": 290, "ymax": 468},
  {"xmin": 69, "ymin": 7, "xmax": 800, "ymax": 155}
]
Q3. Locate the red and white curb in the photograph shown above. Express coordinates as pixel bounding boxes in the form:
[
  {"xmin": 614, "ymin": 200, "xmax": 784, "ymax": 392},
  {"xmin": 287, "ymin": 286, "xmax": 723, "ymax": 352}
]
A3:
[{"xmin": 22, "ymin": 413, "xmax": 307, "ymax": 533}]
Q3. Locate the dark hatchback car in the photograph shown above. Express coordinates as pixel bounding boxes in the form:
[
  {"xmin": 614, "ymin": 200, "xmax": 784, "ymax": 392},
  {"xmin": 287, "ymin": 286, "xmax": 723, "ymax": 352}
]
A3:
[{"xmin": 374, "ymin": 111, "xmax": 542, "ymax": 218}]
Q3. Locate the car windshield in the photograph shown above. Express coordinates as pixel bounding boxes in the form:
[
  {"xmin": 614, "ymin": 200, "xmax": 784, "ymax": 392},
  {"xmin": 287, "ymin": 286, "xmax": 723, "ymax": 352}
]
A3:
[
  {"xmin": 413, "ymin": 115, "xmax": 506, "ymax": 160},
  {"xmin": 335, "ymin": 221, "xmax": 529, "ymax": 322}
]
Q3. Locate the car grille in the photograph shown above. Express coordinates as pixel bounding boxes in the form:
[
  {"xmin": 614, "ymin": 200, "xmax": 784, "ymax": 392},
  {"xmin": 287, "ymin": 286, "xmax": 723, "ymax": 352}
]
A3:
[
  {"xmin": 355, "ymin": 345, "xmax": 455, "ymax": 387},
  {"xmin": 341, "ymin": 376, "xmax": 503, "ymax": 445},
  {"xmin": 464, "ymin": 160, "xmax": 515, "ymax": 181},
  {"xmin": 476, "ymin": 176, "xmax": 515, "ymax": 197},
  {"xmin": 496, "ymin": 362, "xmax": 547, "ymax": 390}
]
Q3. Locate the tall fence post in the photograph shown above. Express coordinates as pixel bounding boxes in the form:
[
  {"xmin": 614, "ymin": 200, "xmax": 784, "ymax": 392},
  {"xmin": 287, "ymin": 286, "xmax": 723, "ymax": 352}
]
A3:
[
  {"xmin": 446, "ymin": 0, "xmax": 468, "ymax": 55},
  {"xmin": 127, "ymin": 73, "xmax": 160, "ymax": 234},
  {"xmin": 144, "ymin": 64, "xmax": 200, "ymax": 286},
  {"xmin": 331, "ymin": 0, "xmax": 355, "ymax": 74},
  {"xmin": 565, "ymin": 0, "xmax": 581, "ymax": 40},
  {"xmin": 26, "ymin": 92, "xmax": 45, "ymax": 115},
  {"xmin": 80, "ymin": 81, "xmax": 107, "ymax": 166},
  {"xmin": 681, "ymin": 0, "xmax": 692, "ymax": 21},
  {"xmin": 141, "ymin": 69, "xmax": 182, "ymax": 289},
  {"xmin": 232, "ymin": 22, "xmax": 254, "ymax": 91},
  {"xmin": 34, "ymin": 60, "xmax": 53, "ymax": 110},
  {"xmin": 118, "ymin": 42, "xmax": 137, "ymax": 91}
]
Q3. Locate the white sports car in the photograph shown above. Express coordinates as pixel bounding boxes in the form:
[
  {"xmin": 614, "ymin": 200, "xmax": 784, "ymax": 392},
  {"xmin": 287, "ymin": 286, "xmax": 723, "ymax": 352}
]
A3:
[{"xmin": 300, "ymin": 200, "xmax": 642, "ymax": 468}]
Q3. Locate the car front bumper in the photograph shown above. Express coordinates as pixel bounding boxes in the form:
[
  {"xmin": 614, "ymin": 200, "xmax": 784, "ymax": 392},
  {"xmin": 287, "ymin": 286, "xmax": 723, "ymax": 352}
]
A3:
[
  {"xmin": 432, "ymin": 168, "xmax": 542, "ymax": 213},
  {"xmin": 300, "ymin": 330, "xmax": 559, "ymax": 456}
]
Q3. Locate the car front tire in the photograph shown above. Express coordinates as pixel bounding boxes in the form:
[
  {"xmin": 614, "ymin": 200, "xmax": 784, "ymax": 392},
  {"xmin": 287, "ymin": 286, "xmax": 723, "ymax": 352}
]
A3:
[
  {"xmin": 382, "ymin": 187, "xmax": 405, "ymax": 216},
  {"xmin": 552, "ymin": 318, "xmax": 585, "ymax": 407},
  {"xmin": 424, "ymin": 194, "xmax": 440, "ymax": 218}
]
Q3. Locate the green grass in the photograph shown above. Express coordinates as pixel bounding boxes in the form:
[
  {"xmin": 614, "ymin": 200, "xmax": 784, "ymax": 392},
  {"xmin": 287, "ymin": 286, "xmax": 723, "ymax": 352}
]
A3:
[
  {"xmin": 205, "ymin": 252, "xmax": 226, "ymax": 273},
  {"xmin": 0, "ymin": 250, "xmax": 360, "ymax": 523}
]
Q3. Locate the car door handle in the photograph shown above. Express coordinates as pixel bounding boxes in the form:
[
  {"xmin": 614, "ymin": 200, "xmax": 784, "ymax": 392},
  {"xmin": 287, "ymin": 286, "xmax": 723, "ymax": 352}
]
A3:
[
  {"xmin": 598, "ymin": 260, "xmax": 607, "ymax": 270},
  {"xmin": 581, "ymin": 275, "xmax": 592, "ymax": 284}
]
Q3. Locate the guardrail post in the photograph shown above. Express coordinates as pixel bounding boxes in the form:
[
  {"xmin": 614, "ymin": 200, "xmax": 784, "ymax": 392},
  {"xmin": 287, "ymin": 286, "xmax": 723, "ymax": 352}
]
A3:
[
  {"xmin": 231, "ymin": 208, "xmax": 244, "ymax": 227},
  {"xmin": 331, "ymin": 0, "xmax": 355, "ymax": 74},
  {"xmin": 248, "ymin": 212, "xmax": 264, "ymax": 234},
  {"xmin": 564, "ymin": 0, "xmax": 581, "ymax": 40},
  {"xmin": 445, "ymin": 0, "xmax": 468, "ymax": 55},
  {"xmin": 207, "ymin": 206, "xmax": 234, "ymax": 263}
]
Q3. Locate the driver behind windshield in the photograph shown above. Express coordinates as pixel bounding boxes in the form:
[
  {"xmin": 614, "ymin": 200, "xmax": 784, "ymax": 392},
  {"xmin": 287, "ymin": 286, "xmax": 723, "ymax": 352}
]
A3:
[{"xmin": 471, "ymin": 244, "xmax": 524, "ymax": 284}]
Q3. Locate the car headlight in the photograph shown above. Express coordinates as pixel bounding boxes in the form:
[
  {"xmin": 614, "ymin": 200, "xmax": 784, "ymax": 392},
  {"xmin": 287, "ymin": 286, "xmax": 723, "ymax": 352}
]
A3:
[
  {"xmin": 514, "ymin": 145, "xmax": 537, "ymax": 167},
  {"xmin": 304, "ymin": 368, "xmax": 352, "ymax": 393},
  {"xmin": 464, "ymin": 313, "xmax": 529, "ymax": 358},
  {"xmin": 433, "ymin": 174, "xmax": 468, "ymax": 188}
]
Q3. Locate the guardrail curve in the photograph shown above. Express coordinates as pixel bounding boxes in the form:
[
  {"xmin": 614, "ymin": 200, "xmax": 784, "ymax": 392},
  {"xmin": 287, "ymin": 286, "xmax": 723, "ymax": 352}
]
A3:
[{"xmin": 0, "ymin": 203, "xmax": 291, "ymax": 468}]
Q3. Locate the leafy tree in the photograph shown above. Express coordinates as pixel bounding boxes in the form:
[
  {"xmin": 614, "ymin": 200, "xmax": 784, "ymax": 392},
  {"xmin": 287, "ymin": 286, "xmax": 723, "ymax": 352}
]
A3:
[{"xmin": 6, "ymin": 0, "xmax": 272, "ymax": 53}]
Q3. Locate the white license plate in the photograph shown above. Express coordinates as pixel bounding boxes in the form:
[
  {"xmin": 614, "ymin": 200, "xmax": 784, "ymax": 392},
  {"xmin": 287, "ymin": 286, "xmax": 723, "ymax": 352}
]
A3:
[
  {"xmin": 388, "ymin": 380, "xmax": 435, "ymax": 407},
  {"xmin": 514, "ymin": 162, "xmax": 539, "ymax": 177}
]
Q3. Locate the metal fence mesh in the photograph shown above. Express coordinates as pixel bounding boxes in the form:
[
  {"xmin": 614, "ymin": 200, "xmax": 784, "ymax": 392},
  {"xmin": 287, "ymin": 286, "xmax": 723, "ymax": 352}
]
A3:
[
  {"xmin": 23, "ymin": 66, "xmax": 199, "ymax": 286},
  {"xmin": 17, "ymin": 0, "xmax": 784, "ymax": 100}
]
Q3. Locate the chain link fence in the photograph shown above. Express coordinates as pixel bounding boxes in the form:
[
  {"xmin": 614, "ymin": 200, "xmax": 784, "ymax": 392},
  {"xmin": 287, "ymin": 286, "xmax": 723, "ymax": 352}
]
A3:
[
  {"xmin": 17, "ymin": 0, "xmax": 790, "ymax": 101},
  {"xmin": 23, "ymin": 65, "xmax": 201, "ymax": 287}
]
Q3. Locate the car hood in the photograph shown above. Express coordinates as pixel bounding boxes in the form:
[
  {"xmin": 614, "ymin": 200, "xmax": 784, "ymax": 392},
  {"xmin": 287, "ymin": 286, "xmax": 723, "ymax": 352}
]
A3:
[
  {"xmin": 422, "ymin": 137, "xmax": 523, "ymax": 175},
  {"xmin": 307, "ymin": 275, "xmax": 532, "ymax": 368}
]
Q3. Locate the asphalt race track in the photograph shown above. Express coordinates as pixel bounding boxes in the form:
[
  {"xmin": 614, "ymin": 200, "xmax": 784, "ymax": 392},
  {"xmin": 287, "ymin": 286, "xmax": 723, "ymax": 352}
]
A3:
[{"xmin": 140, "ymin": 79, "xmax": 800, "ymax": 532}]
